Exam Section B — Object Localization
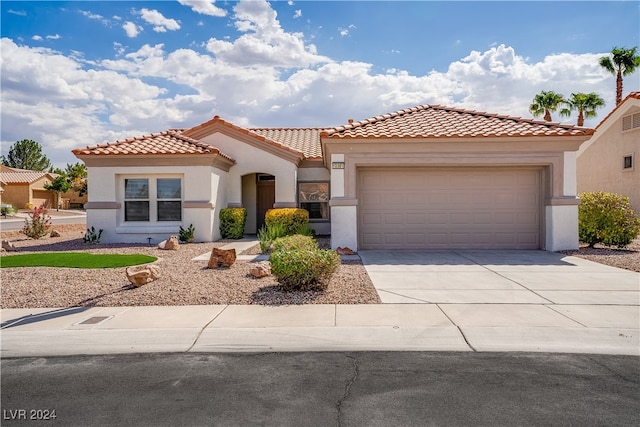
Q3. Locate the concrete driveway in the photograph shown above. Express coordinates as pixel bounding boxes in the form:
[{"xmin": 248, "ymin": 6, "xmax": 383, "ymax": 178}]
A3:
[{"xmin": 359, "ymin": 249, "xmax": 640, "ymax": 305}]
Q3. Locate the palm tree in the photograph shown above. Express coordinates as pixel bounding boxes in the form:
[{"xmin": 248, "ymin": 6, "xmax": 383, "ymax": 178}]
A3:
[
  {"xmin": 599, "ymin": 46, "xmax": 640, "ymax": 106},
  {"xmin": 560, "ymin": 92, "xmax": 606, "ymax": 126},
  {"xmin": 529, "ymin": 91, "xmax": 565, "ymax": 121}
]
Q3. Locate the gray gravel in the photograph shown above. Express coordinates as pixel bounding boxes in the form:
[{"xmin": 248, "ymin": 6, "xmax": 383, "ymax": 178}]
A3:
[{"xmin": 0, "ymin": 225, "xmax": 381, "ymax": 308}]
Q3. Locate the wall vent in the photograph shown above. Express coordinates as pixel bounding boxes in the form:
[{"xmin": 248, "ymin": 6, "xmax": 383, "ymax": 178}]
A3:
[{"xmin": 622, "ymin": 113, "xmax": 640, "ymax": 131}]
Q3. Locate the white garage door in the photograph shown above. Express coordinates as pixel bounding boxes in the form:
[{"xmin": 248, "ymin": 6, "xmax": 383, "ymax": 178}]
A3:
[{"xmin": 358, "ymin": 167, "xmax": 541, "ymax": 249}]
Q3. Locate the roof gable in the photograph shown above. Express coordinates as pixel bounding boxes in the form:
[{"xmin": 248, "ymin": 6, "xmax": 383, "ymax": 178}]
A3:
[{"xmin": 322, "ymin": 104, "xmax": 595, "ymax": 139}]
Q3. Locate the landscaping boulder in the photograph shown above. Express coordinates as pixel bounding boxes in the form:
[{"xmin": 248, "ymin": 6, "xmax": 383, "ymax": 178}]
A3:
[
  {"xmin": 158, "ymin": 235, "xmax": 180, "ymax": 250},
  {"xmin": 126, "ymin": 265, "xmax": 160, "ymax": 286},
  {"xmin": 250, "ymin": 262, "xmax": 271, "ymax": 278},
  {"xmin": 50, "ymin": 230, "xmax": 61, "ymax": 237},
  {"xmin": 1, "ymin": 240, "xmax": 16, "ymax": 252},
  {"xmin": 336, "ymin": 247, "xmax": 356, "ymax": 255},
  {"xmin": 208, "ymin": 248, "xmax": 236, "ymax": 268}
]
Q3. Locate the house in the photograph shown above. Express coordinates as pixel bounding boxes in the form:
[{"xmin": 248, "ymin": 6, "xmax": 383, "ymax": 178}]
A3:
[
  {"xmin": 72, "ymin": 104, "xmax": 594, "ymax": 251},
  {"xmin": 0, "ymin": 165, "xmax": 57, "ymax": 209},
  {"xmin": 577, "ymin": 92, "xmax": 640, "ymax": 210}
]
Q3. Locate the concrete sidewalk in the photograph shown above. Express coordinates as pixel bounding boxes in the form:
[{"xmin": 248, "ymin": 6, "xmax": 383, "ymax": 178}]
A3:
[{"xmin": 2, "ymin": 302, "xmax": 638, "ymax": 357}]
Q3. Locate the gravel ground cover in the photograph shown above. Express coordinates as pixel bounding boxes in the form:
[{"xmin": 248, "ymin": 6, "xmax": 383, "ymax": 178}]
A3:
[
  {"xmin": 0, "ymin": 225, "xmax": 380, "ymax": 308},
  {"xmin": 558, "ymin": 238, "xmax": 640, "ymax": 273}
]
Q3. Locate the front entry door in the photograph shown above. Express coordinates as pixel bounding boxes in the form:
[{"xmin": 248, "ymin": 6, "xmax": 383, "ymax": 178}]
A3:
[{"xmin": 256, "ymin": 175, "xmax": 275, "ymax": 231}]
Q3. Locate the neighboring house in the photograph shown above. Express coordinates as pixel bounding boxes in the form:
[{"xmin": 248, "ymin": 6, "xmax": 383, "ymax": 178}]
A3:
[
  {"xmin": 72, "ymin": 104, "xmax": 594, "ymax": 251},
  {"xmin": 0, "ymin": 165, "xmax": 57, "ymax": 209},
  {"xmin": 577, "ymin": 92, "xmax": 640, "ymax": 210}
]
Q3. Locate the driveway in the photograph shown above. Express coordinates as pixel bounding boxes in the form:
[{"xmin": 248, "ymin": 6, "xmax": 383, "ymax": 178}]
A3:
[{"xmin": 359, "ymin": 249, "xmax": 640, "ymax": 305}]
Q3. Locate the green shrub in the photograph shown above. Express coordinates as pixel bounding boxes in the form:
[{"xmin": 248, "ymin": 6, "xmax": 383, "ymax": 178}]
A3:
[
  {"xmin": 83, "ymin": 226, "xmax": 103, "ymax": 245},
  {"xmin": 179, "ymin": 224, "xmax": 195, "ymax": 243},
  {"xmin": 20, "ymin": 207, "xmax": 52, "ymax": 239},
  {"xmin": 257, "ymin": 223, "xmax": 287, "ymax": 253},
  {"xmin": 219, "ymin": 208, "xmax": 247, "ymax": 239},
  {"xmin": 265, "ymin": 208, "xmax": 309, "ymax": 236},
  {"xmin": 578, "ymin": 191, "xmax": 640, "ymax": 248},
  {"xmin": 1, "ymin": 203, "xmax": 16, "ymax": 217},
  {"xmin": 271, "ymin": 234, "xmax": 318, "ymax": 253},
  {"xmin": 269, "ymin": 248, "xmax": 339, "ymax": 291}
]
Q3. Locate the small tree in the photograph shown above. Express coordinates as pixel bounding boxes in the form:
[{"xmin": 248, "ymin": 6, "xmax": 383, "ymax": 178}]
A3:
[
  {"xmin": 560, "ymin": 92, "xmax": 606, "ymax": 126},
  {"xmin": 529, "ymin": 90, "xmax": 565, "ymax": 122},
  {"xmin": 578, "ymin": 192, "xmax": 640, "ymax": 248},
  {"xmin": 44, "ymin": 175, "xmax": 72, "ymax": 211},
  {"xmin": 1, "ymin": 139, "xmax": 52, "ymax": 171},
  {"xmin": 599, "ymin": 46, "xmax": 640, "ymax": 106}
]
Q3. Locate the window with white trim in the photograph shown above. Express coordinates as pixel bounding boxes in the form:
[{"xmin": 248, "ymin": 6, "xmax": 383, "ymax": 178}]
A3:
[
  {"xmin": 298, "ymin": 182, "xmax": 329, "ymax": 220},
  {"xmin": 124, "ymin": 177, "xmax": 182, "ymax": 222},
  {"xmin": 623, "ymin": 154, "xmax": 634, "ymax": 171}
]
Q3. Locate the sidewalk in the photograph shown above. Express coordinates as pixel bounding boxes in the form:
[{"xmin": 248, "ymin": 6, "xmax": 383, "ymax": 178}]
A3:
[{"xmin": 2, "ymin": 302, "xmax": 638, "ymax": 357}]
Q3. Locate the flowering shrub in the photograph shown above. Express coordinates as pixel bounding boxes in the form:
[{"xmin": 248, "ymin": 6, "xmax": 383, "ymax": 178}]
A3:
[{"xmin": 21, "ymin": 207, "xmax": 52, "ymax": 239}]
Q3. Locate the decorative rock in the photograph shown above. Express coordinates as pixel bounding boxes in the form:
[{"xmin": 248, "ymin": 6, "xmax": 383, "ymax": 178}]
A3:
[
  {"xmin": 208, "ymin": 248, "xmax": 237, "ymax": 268},
  {"xmin": 250, "ymin": 262, "xmax": 271, "ymax": 278},
  {"xmin": 50, "ymin": 230, "xmax": 61, "ymax": 237},
  {"xmin": 1, "ymin": 240, "xmax": 16, "ymax": 252},
  {"xmin": 158, "ymin": 235, "xmax": 180, "ymax": 250},
  {"xmin": 336, "ymin": 247, "xmax": 356, "ymax": 255},
  {"xmin": 126, "ymin": 265, "xmax": 160, "ymax": 287}
]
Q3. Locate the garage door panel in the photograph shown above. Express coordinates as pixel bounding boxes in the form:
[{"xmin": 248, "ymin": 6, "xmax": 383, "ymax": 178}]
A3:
[{"xmin": 359, "ymin": 167, "xmax": 541, "ymax": 249}]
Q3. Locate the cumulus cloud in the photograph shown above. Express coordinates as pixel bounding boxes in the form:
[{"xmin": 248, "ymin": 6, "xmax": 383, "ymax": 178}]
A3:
[
  {"xmin": 123, "ymin": 21, "xmax": 142, "ymax": 38},
  {"xmin": 178, "ymin": 0, "xmax": 227, "ymax": 17},
  {"xmin": 138, "ymin": 8, "xmax": 181, "ymax": 32},
  {"xmin": 80, "ymin": 10, "xmax": 109, "ymax": 25},
  {"xmin": 32, "ymin": 35, "xmax": 43, "ymax": 41},
  {"xmin": 205, "ymin": 0, "xmax": 329, "ymax": 67},
  {"xmin": 46, "ymin": 34, "xmax": 61, "ymax": 40},
  {"xmin": 293, "ymin": 10, "xmax": 302, "ymax": 19}
]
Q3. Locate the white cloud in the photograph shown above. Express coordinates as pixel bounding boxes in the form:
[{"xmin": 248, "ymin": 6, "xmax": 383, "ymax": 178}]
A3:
[
  {"xmin": 46, "ymin": 34, "xmax": 61, "ymax": 40},
  {"xmin": 123, "ymin": 21, "xmax": 142, "ymax": 38},
  {"xmin": 80, "ymin": 10, "xmax": 108, "ymax": 24},
  {"xmin": 138, "ymin": 8, "xmax": 181, "ymax": 32},
  {"xmin": 293, "ymin": 10, "xmax": 302, "ymax": 19},
  {"xmin": 32, "ymin": 35, "xmax": 43, "ymax": 41},
  {"xmin": 177, "ymin": 0, "xmax": 227, "ymax": 17},
  {"xmin": 8, "ymin": 9, "xmax": 27, "ymax": 16}
]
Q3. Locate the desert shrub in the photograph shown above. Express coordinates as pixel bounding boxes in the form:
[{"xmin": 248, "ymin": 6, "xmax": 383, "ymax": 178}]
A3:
[
  {"xmin": 578, "ymin": 191, "xmax": 640, "ymax": 248},
  {"xmin": 83, "ymin": 226, "xmax": 103, "ymax": 245},
  {"xmin": 269, "ymin": 248, "xmax": 339, "ymax": 291},
  {"xmin": 20, "ymin": 206, "xmax": 52, "ymax": 239},
  {"xmin": 265, "ymin": 208, "xmax": 309, "ymax": 236},
  {"xmin": 219, "ymin": 208, "xmax": 247, "ymax": 239},
  {"xmin": 271, "ymin": 234, "xmax": 318, "ymax": 253},
  {"xmin": 1, "ymin": 203, "xmax": 16, "ymax": 217},
  {"xmin": 179, "ymin": 223, "xmax": 195, "ymax": 243},
  {"xmin": 257, "ymin": 223, "xmax": 287, "ymax": 253}
]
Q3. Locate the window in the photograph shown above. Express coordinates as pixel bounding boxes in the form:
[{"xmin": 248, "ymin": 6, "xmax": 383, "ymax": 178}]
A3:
[
  {"xmin": 125, "ymin": 179, "xmax": 149, "ymax": 221},
  {"xmin": 124, "ymin": 177, "xmax": 182, "ymax": 222},
  {"xmin": 623, "ymin": 155, "xmax": 633, "ymax": 170},
  {"xmin": 299, "ymin": 182, "xmax": 329, "ymax": 220}
]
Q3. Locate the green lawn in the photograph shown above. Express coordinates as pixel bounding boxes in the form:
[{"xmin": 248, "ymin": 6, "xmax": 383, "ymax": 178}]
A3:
[{"xmin": 0, "ymin": 252, "xmax": 157, "ymax": 269}]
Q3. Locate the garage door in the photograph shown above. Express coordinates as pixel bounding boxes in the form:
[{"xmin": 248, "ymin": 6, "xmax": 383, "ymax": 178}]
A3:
[{"xmin": 358, "ymin": 167, "xmax": 541, "ymax": 249}]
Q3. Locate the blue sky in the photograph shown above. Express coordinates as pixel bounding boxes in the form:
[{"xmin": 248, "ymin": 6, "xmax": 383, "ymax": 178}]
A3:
[{"xmin": 2, "ymin": 1, "xmax": 639, "ymax": 167}]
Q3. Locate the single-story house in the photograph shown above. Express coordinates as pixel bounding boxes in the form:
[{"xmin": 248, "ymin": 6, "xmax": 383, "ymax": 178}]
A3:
[
  {"xmin": 72, "ymin": 104, "xmax": 594, "ymax": 251},
  {"xmin": 577, "ymin": 92, "xmax": 640, "ymax": 210},
  {"xmin": 0, "ymin": 165, "xmax": 57, "ymax": 209}
]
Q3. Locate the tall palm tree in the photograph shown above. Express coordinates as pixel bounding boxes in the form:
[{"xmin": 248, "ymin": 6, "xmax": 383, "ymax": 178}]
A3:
[
  {"xmin": 560, "ymin": 92, "xmax": 606, "ymax": 126},
  {"xmin": 599, "ymin": 46, "xmax": 640, "ymax": 106},
  {"xmin": 529, "ymin": 90, "xmax": 565, "ymax": 121}
]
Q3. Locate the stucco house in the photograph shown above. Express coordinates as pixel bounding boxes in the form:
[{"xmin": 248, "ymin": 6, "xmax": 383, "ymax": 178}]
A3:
[
  {"xmin": 577, "ymin": 92, "xmax": 640, "ymax": 210},
  {"xmin": 72, "ymin": 104, "xmax": 594, "ymax": 251},
  {"xmin": 0, "ymin": 165, "xmax": 57, "ymax": 209}
]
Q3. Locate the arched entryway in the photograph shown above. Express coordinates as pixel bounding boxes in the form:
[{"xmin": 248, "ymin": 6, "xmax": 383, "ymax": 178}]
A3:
[{"xmin": 241, "ymin": 173, "xmax": 275, "ymax": 234}]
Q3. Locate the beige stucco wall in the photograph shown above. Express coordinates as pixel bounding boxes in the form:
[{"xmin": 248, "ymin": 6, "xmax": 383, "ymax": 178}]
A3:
[
  {"xmin": 577, "ymin": 107, "xmax": 640, "ymax": 210},
  {"xmin": 1, "ymin": 184, "xmax": 30, "ymax": 208},
  {"xmin": 84, "ymin": 165, "xmax": 227, "ymax": 243}
]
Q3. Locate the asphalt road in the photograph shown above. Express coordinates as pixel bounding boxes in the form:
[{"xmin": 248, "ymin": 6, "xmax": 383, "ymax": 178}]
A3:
[{"xmin": 2, "ymin": 352, "xmax": 639, "ymax": 426}]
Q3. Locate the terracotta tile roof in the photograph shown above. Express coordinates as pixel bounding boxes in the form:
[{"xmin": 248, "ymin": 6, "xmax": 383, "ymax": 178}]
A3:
[
  {"xmin": 322, "ymin": 105, "xmax": 595, "ymax": 139},
  {"xmin": 249, "ymin": 128, "xmax": 326, "ymax": 159},
  {"xmin": 595, "ymin": 91, "xmax": 640, "ymax": 129},
  {"xmin": 72, "ymin": 129, "xmax": 235, "ymax": 162}
]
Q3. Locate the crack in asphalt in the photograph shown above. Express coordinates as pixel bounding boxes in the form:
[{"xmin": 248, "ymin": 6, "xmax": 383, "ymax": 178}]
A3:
[{"xmin": 336, "ymin": 354, "xmax": 359, "ymax": 427}]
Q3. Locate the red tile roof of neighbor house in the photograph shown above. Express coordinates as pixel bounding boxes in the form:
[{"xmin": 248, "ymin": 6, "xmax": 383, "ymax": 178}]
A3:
[
  {"xmin": 322, "ymin": 105, "xmax": 596, "ymax": 139},
  {"xmin": 0, "ymin": 166, "xmax": 57, "ymax": 184},
  {"xmin": 72, "ymin": 129, "xmax": 235, "ymax": 162}
]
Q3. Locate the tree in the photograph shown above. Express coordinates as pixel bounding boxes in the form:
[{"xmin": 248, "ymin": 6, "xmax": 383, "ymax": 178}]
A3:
[
  {"xmin": 44, "ymin": 174, "xmax": 72, "ymax": 211},
  {"xmin": 529, "ymin": 91, "xmax": 565, "ymax": 122},
  {"xmin": 560, "ymin": 92, "xmax": 606, "ymax": 126},
  {"xmin": 599, "ymin": 46, "xmax": 640, "ymax": 106},
  {"xmin": 1, "ymin": 139, "xmax": 52, "ymax": 171},
  {"xmin": 65, "ymin": 162, "xmax": 88, "ymax": 197}
]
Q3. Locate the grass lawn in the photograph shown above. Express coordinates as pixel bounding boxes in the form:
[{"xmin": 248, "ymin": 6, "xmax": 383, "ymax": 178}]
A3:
[{"xmin": 0, "ymin": 252, "xmax": 157, "ymax": 269}]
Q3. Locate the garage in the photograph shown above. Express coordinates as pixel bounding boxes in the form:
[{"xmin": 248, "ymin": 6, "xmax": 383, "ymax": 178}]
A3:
[{"xmin": 358, "ymin": 167, "xmax": 542, "ymax": 249}]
